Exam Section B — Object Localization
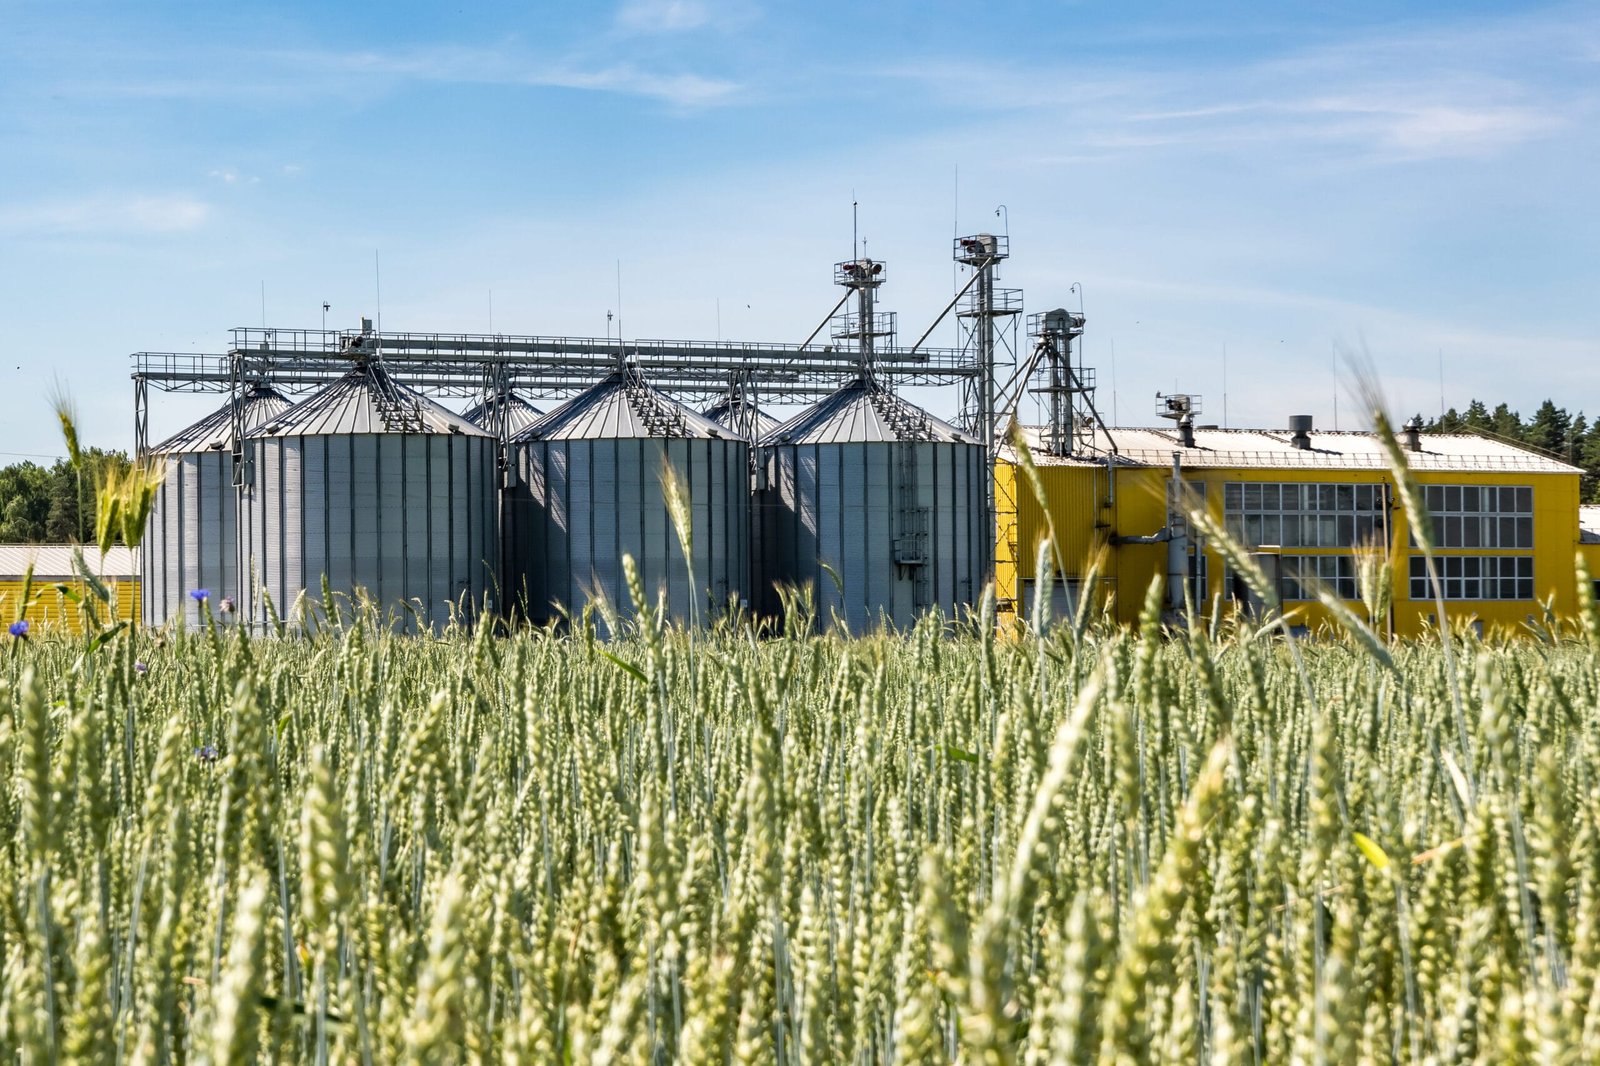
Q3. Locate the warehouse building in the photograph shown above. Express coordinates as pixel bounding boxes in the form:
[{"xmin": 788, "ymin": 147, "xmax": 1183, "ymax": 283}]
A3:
[
  {"xmin": 0, "ymin": 545, "xmax": 139, "ymax": 633},
  {"xmin": 996, "ymin": 417, "xmax": 1586, "ymax": 638}
]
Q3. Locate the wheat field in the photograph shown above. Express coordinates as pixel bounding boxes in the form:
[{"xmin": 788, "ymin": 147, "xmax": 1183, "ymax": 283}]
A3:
[{"xmin": 3, "ymin": 561, "xmax": 1600, "ymax": 1065}]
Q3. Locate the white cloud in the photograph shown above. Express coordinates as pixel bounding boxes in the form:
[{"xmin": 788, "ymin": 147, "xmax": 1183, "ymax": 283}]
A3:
[
  {"xmin": 538, "ymin": 64, "xmax": 737, "ymax": 107},
  {"xmin": 1362, "ymin": 101, "xmax": 1564, "ymax": 157},
  {"xmin": 36, "ymin": 40, "xmax": 743, "ymax": 110},
  {"xmin": 0, "ymin": 194, "xmax": 213, "ymax": 236},
  {"xmin": 615, "ymin": 0, "xmax": 711, "ymax": 34},
  {"xmin": 878, "ymin": 11, "xmax": 1585, "ymax": 164},
  {"xmin": 207, "ymin": 168, "xmax": 260, "ymax": 185},
  {"xmin": 297, "ymin": 43, "xmax": 742, "ymax": 108}
]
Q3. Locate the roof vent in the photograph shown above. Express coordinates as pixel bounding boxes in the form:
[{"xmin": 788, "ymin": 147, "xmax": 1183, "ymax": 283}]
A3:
[
  {"xmin": 1402, "ymin": 415, "xmax": 1423, "ymax": 453},
  {"xmin": 1288, "ymin": 414, "xmax": 1313, "ymax": 450}
]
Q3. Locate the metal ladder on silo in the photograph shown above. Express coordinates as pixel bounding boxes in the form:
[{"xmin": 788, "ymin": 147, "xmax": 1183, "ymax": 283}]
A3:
[
  {"xmin": 627, "ymin": 377, "xmax": 686, "ymax": 438},
  {"xmin": 371, "ymin": 362, "xmax": 426, "ymax": 432},
  {"xmin": 893, "ymin": 443, "xmax": 931, "ymax": 611},
  {"xmin": 874, "ymin": 391, "xmax": 932, "ymax": 609}
]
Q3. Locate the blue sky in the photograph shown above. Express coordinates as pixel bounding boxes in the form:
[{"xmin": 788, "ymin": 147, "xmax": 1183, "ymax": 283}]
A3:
[{"xmin": 1, "ymin": 0, "xmax": 1596, "ymax": 455}]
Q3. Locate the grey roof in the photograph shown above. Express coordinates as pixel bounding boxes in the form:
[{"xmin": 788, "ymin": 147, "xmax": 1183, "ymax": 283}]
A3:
[
  {"xmin": 0, "ymin": 545, "xmax": 137, "ymax": 579},
  {"xmin": 461, "ymin": 392, "xmax": 544, "ymax": 437},
  {"xmin": 702, "ymin": 397, "xmax": 780, "ymax": 439},
  {"xmin": 151, "ymin": 386, "xmax": 292, "ymax": 454},
  {"xmin": 1006, "ymin": 424, "xmax": 1581, "ymax": 474},
  {"xmin": 518, "ymin": 369, "xmax": 741, "ymax": 442},
  {"xmin": 763, "ymin": 377, "xmax": 977, "ymax": 446},
  {"xmin": 246, "ymin": 362, "xmax": 489, "ymax": 438}
]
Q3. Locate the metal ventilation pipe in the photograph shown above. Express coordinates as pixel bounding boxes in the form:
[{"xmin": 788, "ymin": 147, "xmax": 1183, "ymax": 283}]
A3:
[
  {"xmin": 1288, "ymin": 414, "xmax": 1313, "ymax": 450},
  {"xmin": 1177, "ymin": 414, "xmax": 1196, "ymax": 449},
  {"xmin": 1402, "ymin": 415, "xmax": 1423, "ymax": 452}
]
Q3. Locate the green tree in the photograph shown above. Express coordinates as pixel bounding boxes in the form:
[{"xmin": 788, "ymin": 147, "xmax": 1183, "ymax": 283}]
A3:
[
  {"xmin": 0, "ymin": 449, "xmax": 133, "ymax": 544},
  {"xmin": 1490, "ymin": 402, "xmax": 1523, "ymax": 441},
  {"xmin": 1524, "ymin": 399, "xmax": 1572, "ymax": 457},
  {"xmin": 1462, "ymin": 399, "xmax": 1492, "ymax": 433},
  {"xmin": 1581, "ymin": 421, "xmax": 1600, "ymax": 503},
  {"xmin": 0, "ymin": 462, "xmax": 52, "ymax": 541},
  {"xmin": 1568, "ymin": 412, "xmax": 1588, "ymax": 467}
]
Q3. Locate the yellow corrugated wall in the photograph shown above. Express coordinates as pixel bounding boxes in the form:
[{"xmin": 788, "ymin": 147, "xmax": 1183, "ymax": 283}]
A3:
[
  {"xmin": 0, "ymin": 578, "xmax": 141, "ymax": 634},
  {"xmin": 999, "ymin": 457, "xmax": 1588, "ymax": 638}
]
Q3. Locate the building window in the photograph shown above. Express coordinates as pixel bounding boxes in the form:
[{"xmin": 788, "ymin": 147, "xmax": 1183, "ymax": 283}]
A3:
[
  {"xmin": 1188, "ymin": 549, "xmax": 1208, "ymax": 611},
  {"xmin": 1415, "ymin": 484, "xmax": 1533, "ymax": 549},
  {"xmin": 1224, "ymin": 482, "xmax": 1387, "ymax": 549},
  {"xmin": 1408, "ymin": 555, "xmax": 1533, "ymax": 601},
  {"xmin": 1281, "ymin": 555, "xmax": 1359, "ymax": 601}
]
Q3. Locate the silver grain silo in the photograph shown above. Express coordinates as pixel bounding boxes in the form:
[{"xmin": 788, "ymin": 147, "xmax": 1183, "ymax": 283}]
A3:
[
  {"xmin": 507, "ymin": 367, "xmax": 749, "ymax": 626},
  {"xmin": 462, "ymin": 391, "xmax": 543, "ymax": 438},
  {"xmin": 702, "ymin": 396, "xmax": 779, "ymax": 441},
  {"xmin": 142, "ymin": 385, "xmax": 291, "ymax": 627},
  {"xmin": 240, "ymin": 361, "xmax": 498, "ymax": 632},
  {"xmin": 760, "ymin": 376, "xmax": 987, "ymax": 631}
]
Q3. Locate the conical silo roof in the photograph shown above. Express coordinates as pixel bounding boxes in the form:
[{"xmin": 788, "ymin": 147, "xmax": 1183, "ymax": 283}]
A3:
[
  {"xmin": 246, "ymin": 362, "xmax": 489, "ymax": 437},
  {"xmin": 763, "ymin": 377, "xmax": 976, "ymax": 446},
  {"xmin": 517, "ymin": 368, "xmax": 742, "ymax": 442},
  {"xmin": 151, "ymin": 385, "xmax": 292, "ymax": 454},
  {"xmin": 462, "ymin": 391, "xmax": 544, "ymax": 437},
  {"xmin": 703, "ymin": 397, "xmax": 780, "ymax": 439}
]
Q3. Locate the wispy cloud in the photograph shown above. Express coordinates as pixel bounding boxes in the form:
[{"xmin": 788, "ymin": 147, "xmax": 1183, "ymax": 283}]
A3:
[
  {"xmin": 45, "ymin": 40, "xmax": 742, "ymax": 110},
  {"xmin": 615, "ymin": 0, "xmax": 711, "ymax": 34},
  {"xmin": 0, "ymin": 194, "xmax": 213, "ymax": 236},
  {"xmin": 878, "ymin": 9, "xmax": 1589, "ymax": 164},
  {"xmin": 319, "ymin": 45, "xmax": 742, "ymax": 107}
]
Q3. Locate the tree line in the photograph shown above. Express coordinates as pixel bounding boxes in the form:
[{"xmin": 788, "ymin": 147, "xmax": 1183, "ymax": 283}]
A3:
[
  {"xmin": 0, "ymin": 450, "xmax": 132, "ymax": 544},
  {"xmin": 1424, "ymin": 398, "xmax": 1600, "ymax": 502}
]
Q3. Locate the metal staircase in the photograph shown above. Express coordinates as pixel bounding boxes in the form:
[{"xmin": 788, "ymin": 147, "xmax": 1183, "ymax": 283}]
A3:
[
  {"xmin": 370, "ymin": 362, "xmax": 426, "ymax": 433},
  {"xmin": 624, "ymin": 370, "xmax": 687, "ymax": 438}
]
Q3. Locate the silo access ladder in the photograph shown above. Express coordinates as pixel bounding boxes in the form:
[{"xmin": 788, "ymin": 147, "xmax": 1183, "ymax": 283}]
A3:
[
  {"xmin": 371, "ymin": 370, "xmax": 427, "ymax": 433},
  {"xmin": 626, "ymin": 378, "xmax": 688, "ymax": 438}
]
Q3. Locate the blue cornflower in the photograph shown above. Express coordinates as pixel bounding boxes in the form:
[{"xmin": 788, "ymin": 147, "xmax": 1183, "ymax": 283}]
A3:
[
  {"xmin": 190, "ymin": 589, "xmax": 210, "ymax": 603},
  {"xmin": 134, "ymin": 660, "xmax": 149, "ymax": 674},
  {"xmin": 8, "ymin": 620, "xmax": 27, "ymax": 638},
  {"xmin": 195, "ymin": 745, "xmax": 218, "ymax": 762}
]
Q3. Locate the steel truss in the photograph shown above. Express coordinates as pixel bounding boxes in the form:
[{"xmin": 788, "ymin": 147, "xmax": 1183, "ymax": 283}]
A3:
[{"xmin": 132, "ymin": 327, "xmax": 980, "ymax": 453}]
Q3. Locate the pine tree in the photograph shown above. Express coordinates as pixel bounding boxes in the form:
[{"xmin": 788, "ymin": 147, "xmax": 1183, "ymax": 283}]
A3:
[
  {"xmin": 1525, "ymin": 399, "xmax": 1573, "ymax": 456},
  {"xmin": 1463, "ymin": 399, "xmax": 1493, "ymax": 433},
  {"xmin": 1490, "ymin": 403, "xmax": 1523, "ymax": 441}
]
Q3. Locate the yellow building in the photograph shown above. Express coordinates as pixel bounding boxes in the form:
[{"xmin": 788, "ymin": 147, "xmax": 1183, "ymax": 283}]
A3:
[
  {"xmin": 997, "ymin": 420, "xmax": 1587, "ymax": 638},
  {"xmin": 0, "ymin": 545, "xmax": 140, "ymax": 635}
]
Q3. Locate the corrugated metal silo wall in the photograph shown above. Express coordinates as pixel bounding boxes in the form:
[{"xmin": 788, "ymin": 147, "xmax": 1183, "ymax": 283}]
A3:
[
  {"xmin": 761, "ymin": 440, "xmax": 987, "ymax": 631},
  {"xmin": 509, "ymin": 437, "xmax": 750, "ymax": 626},
  {"xmin": 241, "ymin": 432, "xmax": 498, "ymax": 632},
  {"xmin": 142, "ymin": 450, "xmax": 241, "ymax": 627}
]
